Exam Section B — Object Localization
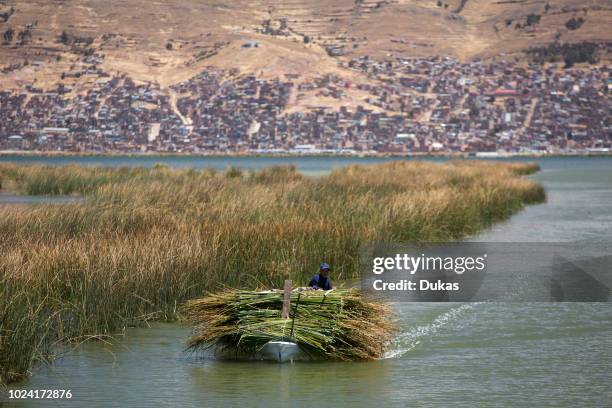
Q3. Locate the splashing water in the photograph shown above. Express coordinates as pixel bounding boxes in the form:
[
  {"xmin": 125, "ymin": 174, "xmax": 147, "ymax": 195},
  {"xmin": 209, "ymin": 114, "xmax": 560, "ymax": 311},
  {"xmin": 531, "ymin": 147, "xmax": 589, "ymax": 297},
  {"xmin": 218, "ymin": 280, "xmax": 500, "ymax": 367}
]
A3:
[{"xmin": 384, "ymin": 302, "xmax": 483, "ymax": 359}]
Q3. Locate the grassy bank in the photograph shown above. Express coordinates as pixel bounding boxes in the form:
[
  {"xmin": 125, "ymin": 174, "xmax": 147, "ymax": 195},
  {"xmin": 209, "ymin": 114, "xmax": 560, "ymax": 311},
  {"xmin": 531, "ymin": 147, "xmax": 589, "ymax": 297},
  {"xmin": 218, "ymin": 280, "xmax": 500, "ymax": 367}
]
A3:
[{"xmin": 0, "ymin": 161, "xmax": 544, "ymax": 384}]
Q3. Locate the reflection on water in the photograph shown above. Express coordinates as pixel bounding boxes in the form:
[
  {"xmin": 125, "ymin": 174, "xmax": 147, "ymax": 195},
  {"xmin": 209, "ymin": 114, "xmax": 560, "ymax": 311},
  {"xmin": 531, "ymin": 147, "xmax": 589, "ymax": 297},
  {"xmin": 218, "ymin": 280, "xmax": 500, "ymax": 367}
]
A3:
[
  {"xmin": 2, "ymin": 157, "xmax": 611, "ymax": 407},
  {"xmin": 187, "ymin": 351, "xmax": 391, "ymax": 407}
]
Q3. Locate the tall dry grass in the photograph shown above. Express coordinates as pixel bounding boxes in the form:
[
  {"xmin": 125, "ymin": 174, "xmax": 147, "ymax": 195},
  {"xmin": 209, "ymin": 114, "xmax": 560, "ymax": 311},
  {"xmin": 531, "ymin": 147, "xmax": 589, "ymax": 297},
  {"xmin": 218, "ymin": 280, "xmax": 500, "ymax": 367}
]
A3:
[{"xmin": 0, "ymin": 161, "xmax": 545, "ymax": 383}]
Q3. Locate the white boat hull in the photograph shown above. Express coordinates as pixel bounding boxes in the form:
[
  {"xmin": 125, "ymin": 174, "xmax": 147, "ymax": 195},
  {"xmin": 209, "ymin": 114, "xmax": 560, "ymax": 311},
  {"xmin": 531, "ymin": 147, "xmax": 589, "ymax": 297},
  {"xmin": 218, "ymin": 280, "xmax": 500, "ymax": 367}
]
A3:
[{"xmin": 256, "ymin": 341, "xmax": 307, "ymax": 363}]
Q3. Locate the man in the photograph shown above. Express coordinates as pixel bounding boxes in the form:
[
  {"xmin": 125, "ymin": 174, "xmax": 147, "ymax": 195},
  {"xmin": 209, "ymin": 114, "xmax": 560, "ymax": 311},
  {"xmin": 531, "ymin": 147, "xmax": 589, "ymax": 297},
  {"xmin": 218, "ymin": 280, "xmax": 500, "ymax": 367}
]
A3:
[{"xmin": 309, "ymin": 263, "xmax": 333, "ymax": 290}]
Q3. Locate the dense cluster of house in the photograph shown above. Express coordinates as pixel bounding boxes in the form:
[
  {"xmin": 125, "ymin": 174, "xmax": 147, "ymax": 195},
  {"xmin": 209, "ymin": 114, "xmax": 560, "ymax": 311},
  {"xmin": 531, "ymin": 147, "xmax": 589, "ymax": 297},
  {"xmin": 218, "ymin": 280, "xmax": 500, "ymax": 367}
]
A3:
[
  {"xmin": 342, "ymin": 56, "xmax": 610, "ymax": 153},
  {"xmin": 0, "ymin": 56, "xmax": 609, "ymax": 154}
]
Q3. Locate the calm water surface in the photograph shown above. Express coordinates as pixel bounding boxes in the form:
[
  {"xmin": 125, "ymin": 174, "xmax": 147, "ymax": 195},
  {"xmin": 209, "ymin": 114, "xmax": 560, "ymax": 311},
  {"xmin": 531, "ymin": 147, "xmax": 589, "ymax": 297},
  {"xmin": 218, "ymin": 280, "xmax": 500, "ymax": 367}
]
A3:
[
  {"xmin": 0, "ymin": 193, "xmax": 82, "ymax": 205},
  {"xmin": 2, "ymin": 156, "xmax": 611, "ymax": 407}
]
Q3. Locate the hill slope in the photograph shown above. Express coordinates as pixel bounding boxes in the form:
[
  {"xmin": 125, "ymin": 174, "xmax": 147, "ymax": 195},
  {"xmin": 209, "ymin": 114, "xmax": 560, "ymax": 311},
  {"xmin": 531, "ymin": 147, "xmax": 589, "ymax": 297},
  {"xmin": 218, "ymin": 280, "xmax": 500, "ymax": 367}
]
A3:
[{"xmin": 0, "ymin": 0, "xmax": 610, "ymax": 88}]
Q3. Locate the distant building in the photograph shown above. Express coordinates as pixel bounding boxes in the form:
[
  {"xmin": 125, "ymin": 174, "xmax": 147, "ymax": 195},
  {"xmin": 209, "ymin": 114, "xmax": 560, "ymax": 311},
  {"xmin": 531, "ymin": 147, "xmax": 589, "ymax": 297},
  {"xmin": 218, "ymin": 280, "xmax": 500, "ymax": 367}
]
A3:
[
  {"xmin": 148, "ymin": 123, "xmax": 160, "ymax": 142},
  {"xmin": 293, "ymin": 144, "xmax": 318, "ymax": 152},
  {"xmin": 492, "ymin": 89, "xmax": 519, "ymax": 98},
  {"xmin": 7, "ymin": 135, "xmax": 24, "ymax": 149},
  {"xmin": 242, "ymin": 41, "xmax": 259, "ymax": 48},
  {"xmin": 42, "ymin": 127, "xmax": 70, "ymax": 134}
]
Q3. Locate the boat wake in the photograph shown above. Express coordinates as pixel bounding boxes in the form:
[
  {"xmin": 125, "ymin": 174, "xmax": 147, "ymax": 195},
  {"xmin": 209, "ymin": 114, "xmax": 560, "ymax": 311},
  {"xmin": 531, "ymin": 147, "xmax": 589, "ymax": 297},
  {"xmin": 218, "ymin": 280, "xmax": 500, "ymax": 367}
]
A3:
[{"xmin": 384, "ymin": 302, "xmax": 483, "ymax": 359}]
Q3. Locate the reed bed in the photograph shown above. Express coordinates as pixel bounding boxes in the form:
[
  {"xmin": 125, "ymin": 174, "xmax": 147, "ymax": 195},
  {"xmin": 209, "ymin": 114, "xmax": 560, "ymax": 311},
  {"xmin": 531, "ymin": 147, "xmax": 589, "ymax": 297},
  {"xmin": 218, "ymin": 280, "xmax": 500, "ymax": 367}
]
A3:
[
  {"xmin": 185, "ymin": 289, "xmax": 394, "ymax": 360},
  {"xmin": 0, "ymin": 160, "xmax": 544, "ymax": 383}
]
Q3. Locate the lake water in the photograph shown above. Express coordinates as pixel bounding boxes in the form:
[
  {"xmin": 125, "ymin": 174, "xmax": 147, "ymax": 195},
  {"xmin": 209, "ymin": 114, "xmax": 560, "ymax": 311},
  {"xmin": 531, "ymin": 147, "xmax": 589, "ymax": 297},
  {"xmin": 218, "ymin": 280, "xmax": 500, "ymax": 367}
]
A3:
[
  {"xmin": 0, "ymin": 193, "xmax": 83, "ymax": 205},
  {"xmin": 2, "ymin": 156, "xmax": 611, "ymax": 407},
  {"xmin": 0, "ymin": 154, "xmax": 407, "ymax": 177},
  {"xmin": 0, "ymin": 154, "xmax": 596, "ymax": 176}
]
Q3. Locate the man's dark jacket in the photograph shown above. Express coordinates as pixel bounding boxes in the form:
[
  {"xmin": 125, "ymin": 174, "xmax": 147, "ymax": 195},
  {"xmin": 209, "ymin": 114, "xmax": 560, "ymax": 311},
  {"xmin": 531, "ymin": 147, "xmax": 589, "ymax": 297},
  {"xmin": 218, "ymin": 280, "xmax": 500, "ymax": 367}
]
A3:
[{"xmin": 308, "ymin": 274, "xmax": 332, "ymax": 290}]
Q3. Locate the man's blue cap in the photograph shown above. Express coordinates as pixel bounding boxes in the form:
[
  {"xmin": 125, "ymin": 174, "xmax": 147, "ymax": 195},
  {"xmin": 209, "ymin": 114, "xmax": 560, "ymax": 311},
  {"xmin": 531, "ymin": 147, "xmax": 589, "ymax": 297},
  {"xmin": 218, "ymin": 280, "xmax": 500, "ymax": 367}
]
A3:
[{"xmin": 320, "ymin": 263, "xmax": 331, "ymax": 270}]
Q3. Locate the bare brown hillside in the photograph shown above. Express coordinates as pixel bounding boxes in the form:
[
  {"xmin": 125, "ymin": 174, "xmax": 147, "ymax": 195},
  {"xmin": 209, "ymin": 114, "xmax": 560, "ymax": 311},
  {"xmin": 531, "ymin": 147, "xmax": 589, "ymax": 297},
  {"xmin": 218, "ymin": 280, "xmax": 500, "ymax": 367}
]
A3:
[{"xmin": 0, "ymin": 0, "xmax": 610, "ymax": 89}]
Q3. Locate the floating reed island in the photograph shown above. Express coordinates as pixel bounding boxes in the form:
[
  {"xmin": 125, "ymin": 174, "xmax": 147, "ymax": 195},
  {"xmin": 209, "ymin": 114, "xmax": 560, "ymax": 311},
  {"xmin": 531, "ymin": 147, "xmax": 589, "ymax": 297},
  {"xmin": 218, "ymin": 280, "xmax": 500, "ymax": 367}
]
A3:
[
  {"xmin": 0, "ymin": 160, "xmax": 544, "ymax": 383},
  {"xmin": 185, "ymin": 288, "xmax": 395, "ymax": 360}
]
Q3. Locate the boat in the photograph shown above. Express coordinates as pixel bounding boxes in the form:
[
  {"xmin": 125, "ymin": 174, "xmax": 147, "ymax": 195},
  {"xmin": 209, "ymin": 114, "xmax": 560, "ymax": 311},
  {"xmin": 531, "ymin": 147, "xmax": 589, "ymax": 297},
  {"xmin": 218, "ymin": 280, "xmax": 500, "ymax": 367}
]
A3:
[{"xmin": 255, "ymin": 341, "xmax": 308, "ymax": 363}]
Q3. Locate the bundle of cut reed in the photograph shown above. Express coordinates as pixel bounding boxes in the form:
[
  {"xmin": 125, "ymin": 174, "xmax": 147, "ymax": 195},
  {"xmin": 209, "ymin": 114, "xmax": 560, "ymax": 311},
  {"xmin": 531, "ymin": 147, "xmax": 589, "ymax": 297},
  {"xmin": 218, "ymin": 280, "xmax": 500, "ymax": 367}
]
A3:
[{"xmin": 184, "ymin": 288, "xmax": 395, "ymax": 360}]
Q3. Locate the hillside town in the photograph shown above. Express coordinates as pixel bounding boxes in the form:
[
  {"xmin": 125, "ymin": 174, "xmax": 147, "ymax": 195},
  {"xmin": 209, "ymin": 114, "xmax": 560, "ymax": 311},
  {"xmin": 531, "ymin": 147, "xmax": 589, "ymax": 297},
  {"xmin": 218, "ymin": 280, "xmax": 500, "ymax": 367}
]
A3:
[{"xmin": 0, "ymin": 55, "xmax": 610, "ymax": 154}]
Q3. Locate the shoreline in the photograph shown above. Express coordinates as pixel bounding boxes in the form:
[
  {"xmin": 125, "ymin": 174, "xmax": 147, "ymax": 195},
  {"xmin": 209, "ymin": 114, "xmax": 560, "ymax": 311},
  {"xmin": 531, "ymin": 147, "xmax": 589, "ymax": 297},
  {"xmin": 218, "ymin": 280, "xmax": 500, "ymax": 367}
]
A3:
[{"xmin": 1, "ymin": 150, "xmax": 611, "ymax": 159}]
